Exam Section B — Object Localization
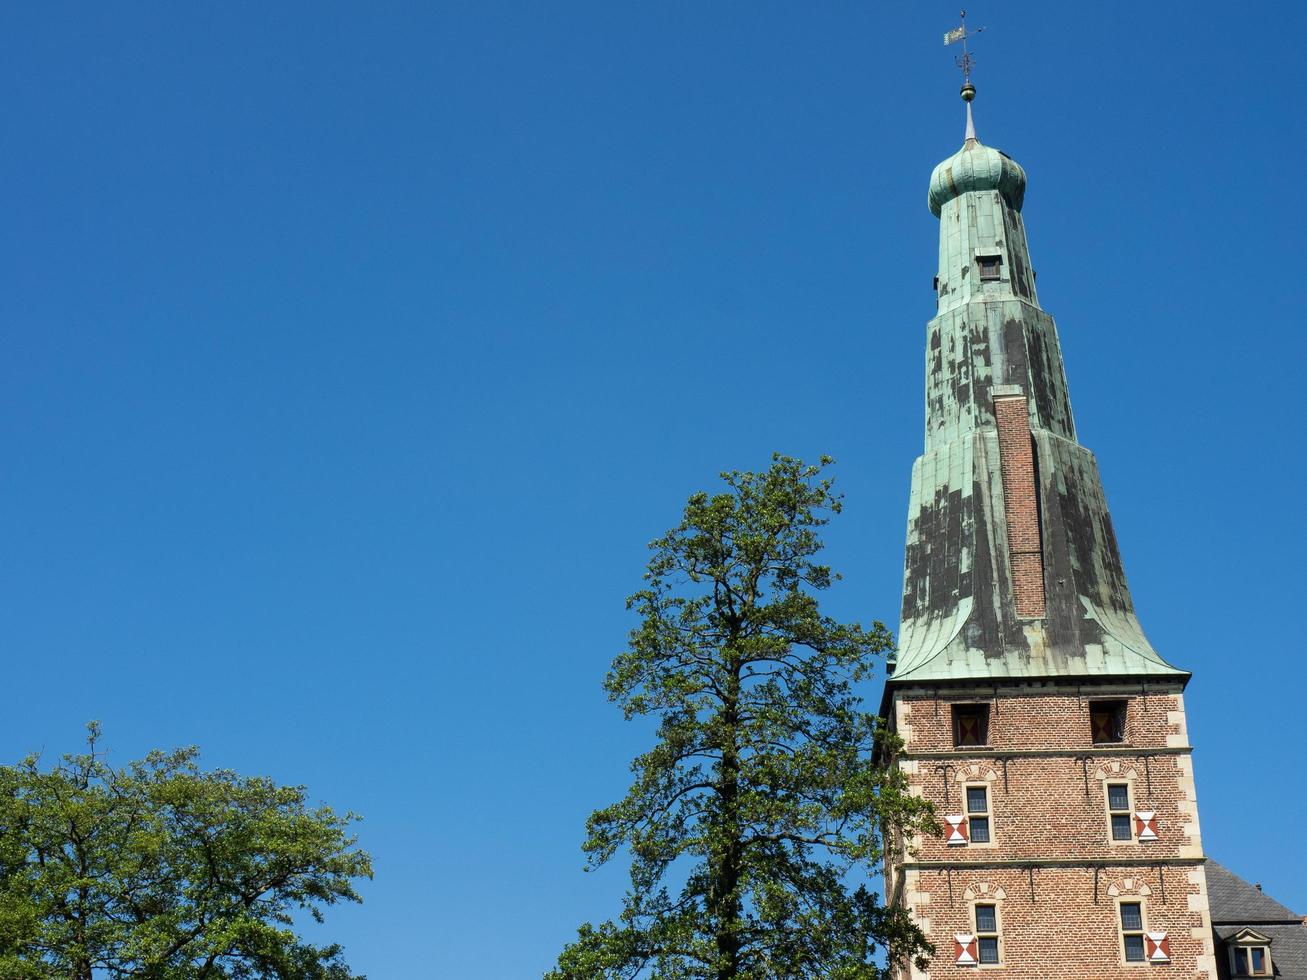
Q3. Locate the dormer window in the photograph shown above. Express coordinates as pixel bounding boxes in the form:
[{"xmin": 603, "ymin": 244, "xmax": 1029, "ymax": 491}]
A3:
[
  {"xmin": 1234, "ymin": 946, "xmax": 1271, "ymax": 976},
  {"xmin": 1229, "ymin": 930, "xmax": 1273, "ymax": 976},
  {"xmin": 977, "ymin": 254, "xmax": 1002, "ymax": 280}
]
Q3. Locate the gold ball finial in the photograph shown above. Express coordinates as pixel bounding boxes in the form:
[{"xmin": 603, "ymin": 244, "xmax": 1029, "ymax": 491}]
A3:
[{"xmin": 961, "ymin": 82, "xmax": 976, "ymax": 102}]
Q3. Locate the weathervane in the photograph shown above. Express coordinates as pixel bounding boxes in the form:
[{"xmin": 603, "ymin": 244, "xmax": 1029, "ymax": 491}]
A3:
[{"xmin": 944, "ymin": 9, "xmax": 985, "ymax": 103}]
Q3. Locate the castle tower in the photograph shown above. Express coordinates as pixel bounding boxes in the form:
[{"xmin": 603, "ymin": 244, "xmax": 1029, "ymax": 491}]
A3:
[{"xmin": 881, "ymin": 80, "xmax": 1217, "ymax": 979}]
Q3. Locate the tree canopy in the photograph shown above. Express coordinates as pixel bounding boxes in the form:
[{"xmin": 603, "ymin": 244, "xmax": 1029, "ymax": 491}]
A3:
[
  {"xmin": 0, "ymin": 724, "xmax": 372, "ymax": 979},
  {"xmin": 549, "ymin": 455, "xmax": 933, "ymax": 980}
]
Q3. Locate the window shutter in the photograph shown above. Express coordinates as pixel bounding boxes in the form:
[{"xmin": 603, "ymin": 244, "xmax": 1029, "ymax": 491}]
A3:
[
  {"xmin": 958, "ymin": 710, "xmax": 982, "ymax": 744},
  {"xmin": 954, "ymin": 933, "xmax": 979, "ymax": 965},
  {"xmin": 944, "ymin": 814, "xmax": 969, "ymax": 846},
  {"xmin": 1145, "ymin": 931, "xmax": 1170, "ymax": 962},
  {"xmin": 1135, "ymin": 811, "xmax": 1159, "ymax": 841}
]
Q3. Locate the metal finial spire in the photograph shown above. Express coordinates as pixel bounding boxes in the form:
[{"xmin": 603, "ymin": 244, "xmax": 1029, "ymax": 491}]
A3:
[{"xmin": 944, "ymin": 9, "xmax": 985, "ymax": 138}]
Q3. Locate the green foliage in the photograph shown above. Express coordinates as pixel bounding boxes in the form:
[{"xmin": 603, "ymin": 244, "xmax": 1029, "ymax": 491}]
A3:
[
  {"xmin": 0, "ymin": 723, "xmax": 372, "ymax": 979},
  {"xmin": 549, "ymin": 456, "xmax": 934, "ymax": 980}
]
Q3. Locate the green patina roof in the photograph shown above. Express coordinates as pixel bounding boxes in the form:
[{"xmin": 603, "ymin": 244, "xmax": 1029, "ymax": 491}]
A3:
[
  {"xmin": 928, "ymin": 137, "xmax": 1027, "ymax": 218},
  {"xmin": 890, "ymin": 112, "xmax": 1187, "ymax": 687}
]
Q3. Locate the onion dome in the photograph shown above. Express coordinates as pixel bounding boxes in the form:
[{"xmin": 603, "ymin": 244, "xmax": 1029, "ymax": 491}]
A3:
[{"xmin": 927, "ymin": 103, "xmax": 1027, "ymax": 217}]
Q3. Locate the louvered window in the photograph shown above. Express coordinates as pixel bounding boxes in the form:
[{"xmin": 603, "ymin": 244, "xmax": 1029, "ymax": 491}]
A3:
[{"xmin": 977, "ymin": 255, "xmax": 1002, "ymax": 280}]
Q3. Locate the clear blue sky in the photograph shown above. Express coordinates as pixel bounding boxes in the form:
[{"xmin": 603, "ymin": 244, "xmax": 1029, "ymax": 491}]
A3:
[{"xmin": 3, "ymin": 2, "xmax": 1304, "ymax": 976}]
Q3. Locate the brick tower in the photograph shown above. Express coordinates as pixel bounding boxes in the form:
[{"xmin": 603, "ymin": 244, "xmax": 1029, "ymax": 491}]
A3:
[{"xmin": 880, "ymin": 83, "xmax": 1217, "ymax": 979}]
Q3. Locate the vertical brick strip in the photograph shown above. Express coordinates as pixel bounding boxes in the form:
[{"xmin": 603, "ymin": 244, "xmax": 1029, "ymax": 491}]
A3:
[{"xmin": 994, "ymin": 395, "xmax": 1046, "ymax": 618}]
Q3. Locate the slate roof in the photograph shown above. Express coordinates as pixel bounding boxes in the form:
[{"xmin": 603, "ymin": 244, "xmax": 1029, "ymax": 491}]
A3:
[
  {"xmin": 1206, "ymin": 860, "xmax": 1307, "ymax": 980},
  {"xmin": 1208, "ymin": 861, "xmax": 1298, "ymax": 923}
]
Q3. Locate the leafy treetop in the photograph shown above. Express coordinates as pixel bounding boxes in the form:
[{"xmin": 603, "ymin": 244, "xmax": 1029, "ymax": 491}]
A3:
[
  {"xmin": 549, "ymin": 455, "xmax": 933, "ymax": 980},
  {"xmin": 0, "ymin": 723, "xmax": 372, "ymax": 980}
]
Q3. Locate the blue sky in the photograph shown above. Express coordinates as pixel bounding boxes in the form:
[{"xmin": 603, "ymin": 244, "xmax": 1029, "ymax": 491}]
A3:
[{"xmin": 3, "ymin": 2, "xmax": 1304, "ymax": 976}]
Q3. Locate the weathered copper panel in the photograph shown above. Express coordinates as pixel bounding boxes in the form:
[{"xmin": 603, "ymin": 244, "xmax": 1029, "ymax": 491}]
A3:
[{"xmin": 892, "ymin": 136, "xmax": 1185, "ymax": 685}]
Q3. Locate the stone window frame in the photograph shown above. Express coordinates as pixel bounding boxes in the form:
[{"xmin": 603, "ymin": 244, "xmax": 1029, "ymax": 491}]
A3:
[
  {"xmin": 1101, "ymin": 775, "xmax": 1137, "ymax": 846},
  {"xmin": 1116, "ymin": 897, "xmax": 1150, "ymax": 967},
  {"xmin": 953, "ymin": 766, "xmax": 1001, "ymax": 850},
  {"xmin": 962, "ymin": 883, "xmax": 1008, "ymax": 968},
  {"xmin": 970, "ymin": 899, "xmax": 1003, "ymax": 967},
  {"xmin": 964, "ymin": 782, "xmax": 995, "ymax": 847},
  {"xmin": 1228, "ymin": 929, "xmax": 1273, "ymax": 977}
]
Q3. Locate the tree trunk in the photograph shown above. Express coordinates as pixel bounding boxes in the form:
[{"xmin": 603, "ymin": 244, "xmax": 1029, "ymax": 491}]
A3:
[{"xmin": 713, "ymin": 664, "xmax": 743, "ymax": 980}]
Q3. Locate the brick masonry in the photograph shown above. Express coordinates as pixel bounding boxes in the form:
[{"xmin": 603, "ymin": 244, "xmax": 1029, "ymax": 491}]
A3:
[
  {"xmin": 992, "ymin": 394, "xmax": 1045, "ymax": 619},
  {"xmin": 886, "ymin": 681, "xmax": 1216, "ymax": 979}
]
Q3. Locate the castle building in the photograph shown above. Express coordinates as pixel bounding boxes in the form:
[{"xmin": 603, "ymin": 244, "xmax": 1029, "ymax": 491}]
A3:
[{"xmin": 880, "ymin": 85, "xmax": 1221, "ymax": 978}]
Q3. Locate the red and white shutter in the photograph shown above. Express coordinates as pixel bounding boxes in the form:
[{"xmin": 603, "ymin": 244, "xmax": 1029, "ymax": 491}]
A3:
[
  {"xmin": 954, "ymin": 933, "xmax": 978, "ymax": 965},
  {"xmin": 944, "ymin": 814, "xmax": 969, "ymax": 846},
  {"xmin": 1135, "ymin": 811, "xmax": 1159, "ymax": 841},
  {"xmin": 1145, "ymin": 931, "xmax": 1170, "ymax": 962}
]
